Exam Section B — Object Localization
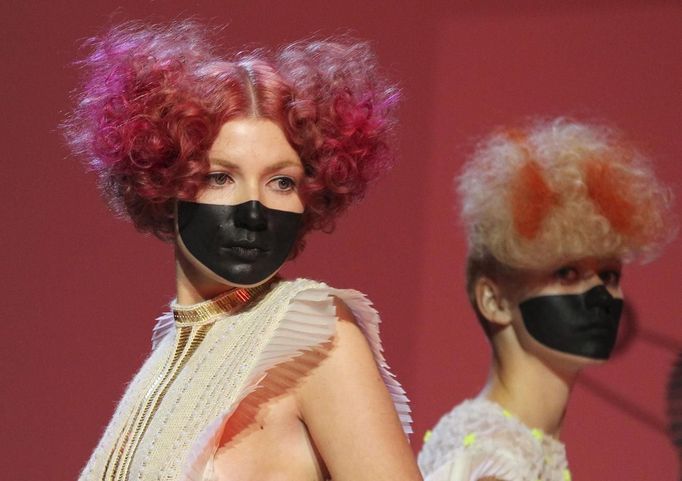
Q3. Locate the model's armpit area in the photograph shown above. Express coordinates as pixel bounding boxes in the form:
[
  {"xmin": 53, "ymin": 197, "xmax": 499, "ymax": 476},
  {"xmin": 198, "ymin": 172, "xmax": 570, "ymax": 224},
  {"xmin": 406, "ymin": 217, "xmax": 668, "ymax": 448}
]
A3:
[{"xmin": 332, "ymin": 296, "xmax": 358, "ymax": 324}]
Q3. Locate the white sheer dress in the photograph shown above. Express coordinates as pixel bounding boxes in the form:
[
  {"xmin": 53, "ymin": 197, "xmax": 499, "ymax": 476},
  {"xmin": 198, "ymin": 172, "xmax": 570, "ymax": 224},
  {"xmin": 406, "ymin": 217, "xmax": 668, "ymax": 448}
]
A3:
[{"xmin": 419, "ymin": 398, "xmax": 570, "ymax": 481}]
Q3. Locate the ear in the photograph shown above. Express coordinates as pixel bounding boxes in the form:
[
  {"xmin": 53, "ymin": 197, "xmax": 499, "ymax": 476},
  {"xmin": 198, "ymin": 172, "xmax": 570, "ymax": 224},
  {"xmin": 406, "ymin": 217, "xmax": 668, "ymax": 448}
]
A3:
[{"xmin": 474, "ymin": 276, "xmax": 513, "ymax": 327}]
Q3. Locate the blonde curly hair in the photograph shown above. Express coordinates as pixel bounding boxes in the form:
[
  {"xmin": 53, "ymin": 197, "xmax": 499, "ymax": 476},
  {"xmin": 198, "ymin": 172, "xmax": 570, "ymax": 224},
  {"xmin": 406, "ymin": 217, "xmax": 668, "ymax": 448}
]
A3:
[{"xmin": 459, "ymin": 118, "xmax": 676, "ymax": 274}]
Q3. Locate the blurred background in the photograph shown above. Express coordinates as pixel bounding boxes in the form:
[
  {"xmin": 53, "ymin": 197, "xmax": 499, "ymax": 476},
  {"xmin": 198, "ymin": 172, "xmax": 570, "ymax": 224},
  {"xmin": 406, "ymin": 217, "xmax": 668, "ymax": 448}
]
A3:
[{"xmin": 2, "ymin": 1, "xmax": 680, "ymax": 479}]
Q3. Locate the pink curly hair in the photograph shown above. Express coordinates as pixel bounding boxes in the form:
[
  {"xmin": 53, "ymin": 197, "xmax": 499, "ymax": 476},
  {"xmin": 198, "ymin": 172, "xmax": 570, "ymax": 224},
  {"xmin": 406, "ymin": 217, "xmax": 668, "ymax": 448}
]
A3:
[{"xmin": 64, "ymin": 21, "xmax": 398, "ymax": 254}]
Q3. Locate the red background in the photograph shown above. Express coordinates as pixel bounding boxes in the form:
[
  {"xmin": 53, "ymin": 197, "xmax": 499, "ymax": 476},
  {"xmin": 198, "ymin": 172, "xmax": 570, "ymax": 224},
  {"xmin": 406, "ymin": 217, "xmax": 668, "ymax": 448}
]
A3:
[{"xmin": 2, "ymin": 1, "xmax": 680, "ymax": 480}]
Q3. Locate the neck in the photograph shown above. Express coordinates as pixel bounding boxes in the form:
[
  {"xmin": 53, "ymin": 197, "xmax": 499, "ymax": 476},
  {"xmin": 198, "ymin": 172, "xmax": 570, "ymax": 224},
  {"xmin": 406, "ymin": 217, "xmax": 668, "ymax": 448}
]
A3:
[{"xmin": 482, "ymin": 345, "xmax": 578, "ymax": 438}]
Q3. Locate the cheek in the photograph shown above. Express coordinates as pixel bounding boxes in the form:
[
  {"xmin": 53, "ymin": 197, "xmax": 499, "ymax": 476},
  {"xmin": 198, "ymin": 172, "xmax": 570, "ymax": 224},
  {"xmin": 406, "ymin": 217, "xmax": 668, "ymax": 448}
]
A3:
[
  {"xmin": 194, "ymin": 187, "xmax": 235, "ymax": 205},
  {"xmin": 522, "ymin": 280, "xmax": 601, "ymax": 299},
  {"xmin": 510, "ymin": 303, "xmax": 556, "ymax": 355},
  {"xmin": 288, "ymin": 194, "xmax": 305, "ymax": 213},
  {"xmin": 510, "ymin": 300, "xmax": 609, "ymax": 369},
  {"xmin": 607, "ymin": 285, "xmax": 623, "ymax": 299},
  {"xmin": 510, "ymin": 307, "xmax": 533, "ymax": 347},
  {"xmin": 262, "ymin": 193, "xmax": 305, "ymax": 213}
]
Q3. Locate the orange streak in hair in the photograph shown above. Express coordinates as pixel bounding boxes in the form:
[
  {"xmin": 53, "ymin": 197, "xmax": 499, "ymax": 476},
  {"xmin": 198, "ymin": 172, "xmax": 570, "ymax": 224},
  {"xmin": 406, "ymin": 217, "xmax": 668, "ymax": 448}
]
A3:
[
  {"xmin": 505, "ymin": 128, "xmax": 533, "ymax": 158},
  {"xmin": 585, "ymin": 159, "xmax": 635, "ymax": 235},
  {"xmin": 511, "ymin": 160, "xmax": 558, "ymax": 239},
  {"xmin": 505, "ymin": 128, "xmax": 527, "ymax": 143}
]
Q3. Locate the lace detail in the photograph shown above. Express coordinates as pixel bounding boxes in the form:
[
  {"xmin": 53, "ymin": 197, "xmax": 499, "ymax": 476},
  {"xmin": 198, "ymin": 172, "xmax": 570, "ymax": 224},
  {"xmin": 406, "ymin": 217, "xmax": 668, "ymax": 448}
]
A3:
[{"xmin": 418, "ymin": 399, "xmax": 569, "ymax": 481}]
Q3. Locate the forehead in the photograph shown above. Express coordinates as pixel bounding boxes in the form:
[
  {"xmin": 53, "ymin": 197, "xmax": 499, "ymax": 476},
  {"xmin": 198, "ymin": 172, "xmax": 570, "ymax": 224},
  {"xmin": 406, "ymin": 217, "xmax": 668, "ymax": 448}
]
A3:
[
  {"xmin": 516, "ymin": 256, "xmax": 622, "ymax": 282},
  {"xmin": 208, "ymin": 118, "xmax": 300, "ymax": 165},
  {"xmin": 551, "ymin": 256, "xmax": 623, "ymax": 271},
  {"xmin": 501, "ymin": 255, "xmax": 623, "ymax": 294}
]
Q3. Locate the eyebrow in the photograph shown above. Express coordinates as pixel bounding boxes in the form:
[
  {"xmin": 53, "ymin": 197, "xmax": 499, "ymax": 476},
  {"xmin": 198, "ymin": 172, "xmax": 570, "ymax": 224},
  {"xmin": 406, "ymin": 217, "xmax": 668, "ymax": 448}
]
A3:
[
  {"xmin": 264, "ymin": 160, "xmax": 304, "ymax": 174},
  {"xmin": 208, "ymin": 158, "xmax": 240, "ymax": 169},
  {"xmin": 208, "ymin": 158, "xmax": 304, "ymax": 173}
]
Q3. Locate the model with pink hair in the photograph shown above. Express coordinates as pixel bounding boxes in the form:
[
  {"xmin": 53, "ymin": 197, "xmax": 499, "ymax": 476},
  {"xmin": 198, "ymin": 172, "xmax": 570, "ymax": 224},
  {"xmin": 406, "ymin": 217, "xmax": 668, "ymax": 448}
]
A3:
[
  {"xmin": 65, "ymin": 21, "xmax": 421, "ymax": 481},
  {"xmin": 419, "ymin": 118, "xmax": 676, "ymax": 481}
]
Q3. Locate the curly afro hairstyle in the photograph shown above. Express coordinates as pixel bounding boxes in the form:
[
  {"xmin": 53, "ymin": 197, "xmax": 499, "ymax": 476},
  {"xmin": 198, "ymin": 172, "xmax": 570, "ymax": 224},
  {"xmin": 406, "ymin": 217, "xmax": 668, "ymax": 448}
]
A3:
[
  {"xmin": 459, "ymin": 118, "xmax": 677, "ymax": 307},
  {"xmin": 63, "ymin": 21, "xmax": 399, "ymax": 255}
]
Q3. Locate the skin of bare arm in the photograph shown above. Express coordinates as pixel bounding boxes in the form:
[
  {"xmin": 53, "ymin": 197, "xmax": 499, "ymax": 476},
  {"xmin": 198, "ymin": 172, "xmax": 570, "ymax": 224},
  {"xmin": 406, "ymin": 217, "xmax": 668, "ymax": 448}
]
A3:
[{"xmin": 295, "ymin": 298, "xmax": 423, "ymax": 481}]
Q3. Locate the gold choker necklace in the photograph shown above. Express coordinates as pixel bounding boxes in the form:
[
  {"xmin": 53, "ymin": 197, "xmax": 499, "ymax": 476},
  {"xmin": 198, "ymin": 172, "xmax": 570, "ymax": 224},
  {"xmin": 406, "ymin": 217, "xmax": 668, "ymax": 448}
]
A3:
[{"xmin": 172, "ymin": 278, "xmax": 278, "ymax": 324}]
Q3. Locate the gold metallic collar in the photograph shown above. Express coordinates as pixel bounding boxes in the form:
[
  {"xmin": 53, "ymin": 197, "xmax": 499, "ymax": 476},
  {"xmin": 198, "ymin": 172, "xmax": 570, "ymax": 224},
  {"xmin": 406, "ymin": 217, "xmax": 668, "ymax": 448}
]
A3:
[{"xmin": 172, "ymin": 278, "xmax": 277, "ymax": 324}]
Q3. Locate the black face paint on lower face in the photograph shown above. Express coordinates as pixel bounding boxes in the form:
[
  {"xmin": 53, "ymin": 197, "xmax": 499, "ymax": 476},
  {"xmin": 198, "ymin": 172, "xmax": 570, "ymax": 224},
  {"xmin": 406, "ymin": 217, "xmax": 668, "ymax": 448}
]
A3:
[
  {"xmin": 519, "ymin": 285, "xmax": 624, "ymax": 360},
  {"xmin": 177, "ymin": 200, "xmax": 302, "ymax": 286}
]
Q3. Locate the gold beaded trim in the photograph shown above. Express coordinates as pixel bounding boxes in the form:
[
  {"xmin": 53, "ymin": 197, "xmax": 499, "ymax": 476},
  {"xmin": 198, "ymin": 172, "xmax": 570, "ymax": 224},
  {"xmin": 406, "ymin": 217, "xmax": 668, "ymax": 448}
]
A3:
[
  {"xmin": 103, "ymin": 323, "xmax": 209, "ymax": 481},
  {"xmin": 102, "ymin": 278, "xmax": 278, "ymax": 480},
  {"xmin": 172, "ymin": 278, "xmax": 277, "ymax": 324}
]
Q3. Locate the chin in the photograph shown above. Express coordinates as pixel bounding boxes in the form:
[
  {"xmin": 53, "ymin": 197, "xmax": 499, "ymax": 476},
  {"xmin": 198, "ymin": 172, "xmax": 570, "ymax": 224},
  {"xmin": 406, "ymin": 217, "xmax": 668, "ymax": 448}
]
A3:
[
  {"xmin": 524, "ymin": 336, "xmax": 611, "ymax": 376},
  {"xmin": 543, "ymin": 348, "xmax": 608, "ymax": 377}
]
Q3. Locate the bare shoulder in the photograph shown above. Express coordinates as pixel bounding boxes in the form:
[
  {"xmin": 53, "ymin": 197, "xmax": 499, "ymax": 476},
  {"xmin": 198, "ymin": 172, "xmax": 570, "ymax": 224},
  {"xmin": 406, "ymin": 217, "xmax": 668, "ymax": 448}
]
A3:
[
  {"xmin": 292, "ymin": 293, "xmax": 421, "ymax": 480},
  {"xmin": 328, "ymin": 295, "xmax": 374, "ymax": 354},
  {"xmin": 294, "ymin": 295, "xmax": 380, "ymax": 396}
]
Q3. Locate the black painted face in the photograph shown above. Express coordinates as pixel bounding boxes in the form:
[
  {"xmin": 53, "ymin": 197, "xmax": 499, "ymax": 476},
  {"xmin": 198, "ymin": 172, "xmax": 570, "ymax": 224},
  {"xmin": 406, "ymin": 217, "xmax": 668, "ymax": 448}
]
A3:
[
  {"xmin": 177, "ymin": 200, "xmax": 302, "ymax": 287},
  {"xmin": 518, "ymin": 285, "xmax": 623, "ymax": 360}
]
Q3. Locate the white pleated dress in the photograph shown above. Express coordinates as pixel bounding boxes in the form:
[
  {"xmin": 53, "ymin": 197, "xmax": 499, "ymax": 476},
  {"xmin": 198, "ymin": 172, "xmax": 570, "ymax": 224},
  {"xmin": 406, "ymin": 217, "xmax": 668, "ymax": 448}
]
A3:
[
  {"xmin": 418, "ymin": 399, "xmax": 570, "ymax": 481},
  {"xmin": 78, "ymin": 278, "xmax": 411, "ymax": 481}
]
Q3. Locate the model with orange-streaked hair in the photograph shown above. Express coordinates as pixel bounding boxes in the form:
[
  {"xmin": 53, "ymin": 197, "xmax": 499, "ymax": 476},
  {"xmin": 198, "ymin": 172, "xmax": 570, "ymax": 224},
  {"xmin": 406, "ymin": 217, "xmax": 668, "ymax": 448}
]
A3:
[{"xmin": 419, "ymin": 118, "xmax": 676, "ymax": 481}]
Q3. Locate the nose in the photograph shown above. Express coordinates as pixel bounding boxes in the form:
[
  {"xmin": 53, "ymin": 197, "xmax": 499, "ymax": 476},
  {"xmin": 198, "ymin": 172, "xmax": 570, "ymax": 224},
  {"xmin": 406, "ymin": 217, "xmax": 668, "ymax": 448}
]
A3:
[
  {"xmin": 234, "ymin": 200, "xmax": 267, "ymax": 230},
  {"xmin": 585, "ymin": 273, "xmax": 605, "ymax": 289},
  {"xmin": 583, "ymin": 270, "xmax": 622, "ymax": 298},
  {"xmin": 585, "ymin": 284, "xmax": 614, "ymax": 308}
]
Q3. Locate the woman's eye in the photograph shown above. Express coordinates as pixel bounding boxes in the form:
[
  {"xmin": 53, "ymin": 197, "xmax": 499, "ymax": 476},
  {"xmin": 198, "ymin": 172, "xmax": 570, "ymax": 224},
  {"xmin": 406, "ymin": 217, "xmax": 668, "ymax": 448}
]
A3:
[
  {"xmin": 554, "ymin": 266, "xmax": 579, "ymax": 283},
  {"xmin": 271, "ymin": 177, "xmax": 296, "ymax": 192},
  {"xmin": 206, "ymin": 173, "xmax": 231, "ymax": 187},
  {"xmin": 599, "ymin": 270, "xmax": 622, "ymax": 286}
]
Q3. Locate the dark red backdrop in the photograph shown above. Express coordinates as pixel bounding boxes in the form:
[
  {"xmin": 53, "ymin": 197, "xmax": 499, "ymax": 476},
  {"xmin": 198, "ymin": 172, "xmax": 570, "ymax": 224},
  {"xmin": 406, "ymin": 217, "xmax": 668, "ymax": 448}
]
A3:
[{"xmin": 2, "ymin": 1, "xmax": 680, "ymax": 480}]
